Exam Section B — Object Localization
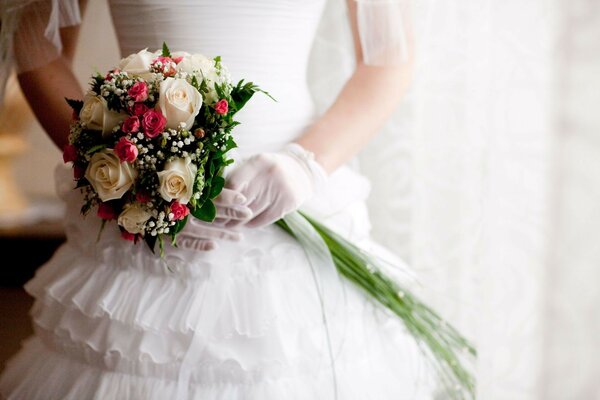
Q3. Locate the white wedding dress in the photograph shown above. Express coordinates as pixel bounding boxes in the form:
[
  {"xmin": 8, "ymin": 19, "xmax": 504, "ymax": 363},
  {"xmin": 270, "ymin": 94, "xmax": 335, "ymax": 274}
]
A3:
[{"xmin": 0, "ymin": 1, "xmax": 440, "ymax": 399}]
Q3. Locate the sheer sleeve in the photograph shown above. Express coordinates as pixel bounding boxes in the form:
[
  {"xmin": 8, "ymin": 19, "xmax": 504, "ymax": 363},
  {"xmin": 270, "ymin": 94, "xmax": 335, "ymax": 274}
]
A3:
[
  {"xmin": 354, "ymin": 0, "xmax": 411, "ymax": 66},
  {"xmin": 0, "ymin": 0, "xmax": 81, "ymax": 103}
]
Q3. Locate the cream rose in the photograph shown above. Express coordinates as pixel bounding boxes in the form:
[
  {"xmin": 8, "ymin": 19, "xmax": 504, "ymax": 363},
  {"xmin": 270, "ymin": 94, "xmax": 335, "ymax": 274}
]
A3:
[
  {"xmin": 157, "ymin": 157, "xmax": 197, "ymax": 204},
  {"xmin": 118, "ymin": 48, "xmax": 157, "ymax": 80},
  {"xmin": 80, "ymin": 94, "xmax": 127, "ymax": 137},
  {"xmin": 176, "ymin": 54, "xmax": 230, "ymax": 103},
  {"xmin": 85, "ymin": 149, "xmax": 138, "ymax": 201},
  {"xmin": 157, "ymin": 78, "xmax": 203, "ymax": 129},
  {"xmin": 118, "ymin": 203, "xmax": 152, "ymax": 235}
]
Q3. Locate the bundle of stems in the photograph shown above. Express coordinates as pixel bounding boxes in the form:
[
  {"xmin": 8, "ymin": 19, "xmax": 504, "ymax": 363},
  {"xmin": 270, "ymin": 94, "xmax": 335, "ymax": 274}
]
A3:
[{"xmin": 276, "ymin": 213, "xmax": 476, "ymax": 399}]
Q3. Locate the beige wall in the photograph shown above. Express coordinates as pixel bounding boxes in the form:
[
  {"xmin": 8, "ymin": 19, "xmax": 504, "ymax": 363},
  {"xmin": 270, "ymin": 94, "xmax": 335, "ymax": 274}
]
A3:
[{"xmin": 12, "ymin": 0, "xmax": 120, "ymax": 199}]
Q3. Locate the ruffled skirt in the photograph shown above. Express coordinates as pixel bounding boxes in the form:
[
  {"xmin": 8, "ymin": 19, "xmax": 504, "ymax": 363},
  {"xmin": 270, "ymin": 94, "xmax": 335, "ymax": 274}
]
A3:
[{"xmin": 0, "ymin": 165, "xmax": 440, "ymax": 399}]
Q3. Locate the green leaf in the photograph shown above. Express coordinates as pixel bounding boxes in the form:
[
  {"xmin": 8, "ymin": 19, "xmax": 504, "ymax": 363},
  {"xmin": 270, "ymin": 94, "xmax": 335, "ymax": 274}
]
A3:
[
  {"xmin": 229, "ymin": 80, "xmax": 275, "ymax": 115},
  {"xmin": 162, "ymin": 42, "xmax": 171, "ymax": 58},
  {"xmin": 191, "ymin": 200, "xmax": 216, "ymax": 222},
  {"xmin": 170, "ymin": 215, "xmax": 189, "ymax": 236},
  {"xmin": 144, "ymin": 234, "xmax": 158, "ymax": 254},
  {"xmin": 65, "ymin": 98, "xmax": 84, "ymax": 114},
  {"xmin": 209, "ymin": 176, "xmax": 225, "ymax": 199},
  {"xmin": 86, "ymin": 144, "xmax": 107, "ymax": 155}
]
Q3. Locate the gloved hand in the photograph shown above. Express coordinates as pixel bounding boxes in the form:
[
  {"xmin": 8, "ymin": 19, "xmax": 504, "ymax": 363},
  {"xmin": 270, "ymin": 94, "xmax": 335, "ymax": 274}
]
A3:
[
  {"xmin": 174, "ymin": 188, "xmax": 252, "ymax": 251},
  {"xmin": 224, "ymin": 142, "xmax": 327, "ymax": 228}
]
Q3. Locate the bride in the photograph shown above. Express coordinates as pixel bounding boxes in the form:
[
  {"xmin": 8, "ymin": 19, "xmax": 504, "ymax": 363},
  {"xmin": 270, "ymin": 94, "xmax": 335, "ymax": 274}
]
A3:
[{"xmin": 0, "ymin": 0, "xmax": 444, "ymax": 398}]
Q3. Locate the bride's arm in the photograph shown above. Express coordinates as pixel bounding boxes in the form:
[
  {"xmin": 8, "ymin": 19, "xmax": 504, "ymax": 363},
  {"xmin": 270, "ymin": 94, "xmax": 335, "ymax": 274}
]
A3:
[
  {"xmin": 296, "ymin": 0, "xmax": 413, "ymax": 173},
  {"xmin": 15, "ymin": 5, "xmax": 87, "ymax": 150}
]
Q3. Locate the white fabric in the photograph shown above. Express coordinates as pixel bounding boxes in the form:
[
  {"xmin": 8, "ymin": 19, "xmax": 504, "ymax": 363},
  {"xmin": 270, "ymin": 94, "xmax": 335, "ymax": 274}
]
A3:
[
  {"xmin": 0, "ymin": 0, "xmax": 81, "ymax": 104},
  {"xmin": 0, "ymin": 1, "xmax": 441, "ymax": 399},
  {"xmin": 225, "ymin": 143, "xmax": 328, "ymax": 228},
  {"xmin": 168, "ymin": 189, "xmax": 252, "ymax": 252},
  {"xmin": 355, "ymin": 0, "xmax": 411, "ymax": 65}
]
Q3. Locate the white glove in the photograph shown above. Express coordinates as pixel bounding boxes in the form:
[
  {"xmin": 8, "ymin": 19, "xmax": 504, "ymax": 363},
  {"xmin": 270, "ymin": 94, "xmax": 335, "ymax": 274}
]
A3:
[
  {"xmin": 225, "ymin": 143, "xmax": 327, "ymax": 228},
  {"xmin": 174, "ymin": 188, "xmax": 252, "ymax": 251}
]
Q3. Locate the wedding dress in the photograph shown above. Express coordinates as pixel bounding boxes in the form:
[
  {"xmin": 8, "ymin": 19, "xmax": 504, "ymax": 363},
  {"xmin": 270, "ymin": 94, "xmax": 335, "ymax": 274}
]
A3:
[{"xmin": 0, "ymin": 0, "xmax": 440, "ymax": 398}]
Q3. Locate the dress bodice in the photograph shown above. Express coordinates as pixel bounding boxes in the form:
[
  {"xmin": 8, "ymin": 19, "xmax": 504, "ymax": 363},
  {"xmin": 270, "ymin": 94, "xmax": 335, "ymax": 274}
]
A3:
[{"xmin": 108, "ymin": 0, "xmax": 327, "ymax": 156}]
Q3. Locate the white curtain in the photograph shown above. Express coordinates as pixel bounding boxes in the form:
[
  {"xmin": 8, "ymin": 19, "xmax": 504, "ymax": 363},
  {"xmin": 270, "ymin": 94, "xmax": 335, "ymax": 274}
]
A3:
[{"xmin": 355, "ymin": 0, "xmax": 600, "ymax": 398}]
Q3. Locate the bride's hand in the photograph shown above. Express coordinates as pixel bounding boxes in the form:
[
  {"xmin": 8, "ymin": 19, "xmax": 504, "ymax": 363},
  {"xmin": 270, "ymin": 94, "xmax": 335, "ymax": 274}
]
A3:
[
  {"xmin": 174, "ymin": 188, "xmax": 252, "ymax": 251},
  {"xmin": 224, "ymin": 143, "xmax": 327, "ymax": 228}
]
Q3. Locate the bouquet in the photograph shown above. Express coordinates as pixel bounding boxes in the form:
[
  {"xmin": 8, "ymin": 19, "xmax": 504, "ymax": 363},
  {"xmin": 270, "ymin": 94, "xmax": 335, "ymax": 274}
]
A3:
[
  {"xmin": 63, "ymin": 43, "xmax": 267, "ymax": 253},
  {"xmin": 63, "ymin": 43, "xmax": 476, "ymax": 399}
]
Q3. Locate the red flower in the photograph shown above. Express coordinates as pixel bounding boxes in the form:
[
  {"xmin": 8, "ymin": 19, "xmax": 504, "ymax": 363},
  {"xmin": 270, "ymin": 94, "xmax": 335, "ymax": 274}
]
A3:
[
  {"xmin": 62, "ymin": 144, "xmax": 78, "ymax": 163},
  {"xmin": 97, "ymin": 203, "xmax": 118, "ymax": 220},
  {"xmin": 173, "ymin": 56, "xmax": 184, "ymax": 64},
  {"xmin": 121, "ymin": 231, "xmax": 137, "ymax": 241},
  {"xmin": 122, "ymin": 116, "xmax": 141, "ymax": 133},
  {"xmin": 114, "ymin": 137, "xmax": 138, "ymax": 163},
  {"xmin": 73, "ymin": 164, "xmax": 85, "ymax": 180},
  {"xmin": 128, "ymin": 81, "xmax": 149, "ymax": 102},
  {"xmin": 151, "ymin": 56, "xmax": 177, "ymax": 77},
  {"xmin": 170, "ymin": 201, "xmax": 190, "ymax": 220},
  {"xmin": 131, "ymin": 103, "xmax": 149, "ymax": 116},
  {"xmin": 214, "ymin": 99, "xmax": 228, "ymax": 115},
  {"xmin": 142, "ymin": 109, "xmax": 167, "ymax": 138},
  {"xmin": 136, "ymin": 191, "xmax": 152, "ymax": 203}
]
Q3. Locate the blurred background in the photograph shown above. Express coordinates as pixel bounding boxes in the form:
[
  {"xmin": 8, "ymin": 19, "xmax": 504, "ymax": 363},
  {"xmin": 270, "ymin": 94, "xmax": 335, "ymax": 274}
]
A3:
[
  {"xmin": 0, "ymin": 0, "xmax": 118, "ymax": 373},
  {"xmin": 1, "ymin": 0, "xmax": 599, "ymax": 399}
]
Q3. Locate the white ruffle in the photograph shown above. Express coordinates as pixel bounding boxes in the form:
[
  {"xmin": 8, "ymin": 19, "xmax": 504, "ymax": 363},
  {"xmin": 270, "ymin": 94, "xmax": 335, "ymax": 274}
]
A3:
[
  {"xmin": 0, "ymin": 161, "xmax": 439, "ymax": 399},
  {"xmin": 0, "ymin": 335, "xmax": 439, "ymax": 400}
]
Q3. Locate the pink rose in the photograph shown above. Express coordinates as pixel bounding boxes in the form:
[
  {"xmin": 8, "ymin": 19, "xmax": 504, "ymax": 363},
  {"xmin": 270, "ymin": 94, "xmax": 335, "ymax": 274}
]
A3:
[
  {"xmin": 142, "ymin": 109, "xmax": 167, "ymax": 138},
  {"xmin": 63, "ymin": 144, "xmax": 78, "ymax": 163},
  {"xmin": 152, "ymin": 56, "xmax": 177, "ymax": 77},
  {"xmin": 121, "ymin": 230, "xmax": 137, "ymax": 241},
  {"xmin": 170, "ymin": 201, "xmax": 189, "ymax": 220},
  {"xmin": 122, "ymin": 116, "xmax": 140, "ymax": 133},
  {"xmin": 105, "ymin": 68, "xmax": 120, "ymax": 81},
  {"xmin": 173, "ymin": 56, "xmax": 184, "ymax": 64},
  {"xmin": 128, "ymin": 81, "xmax": 148, "ymax": 102},
  {"xmin": 214, "ymin": 99, "xmax": 228, "ymax": 115},
  {"xmin": 131, "ymin": 103, "xmax": 149, "ymax": 116},
  {"xmin": 97, "ymin": 203, "xmax": 118, "ymax": 220},
  {"xmin": 114, "ymin": 137, "xmax": 138, "ymax": 163}
]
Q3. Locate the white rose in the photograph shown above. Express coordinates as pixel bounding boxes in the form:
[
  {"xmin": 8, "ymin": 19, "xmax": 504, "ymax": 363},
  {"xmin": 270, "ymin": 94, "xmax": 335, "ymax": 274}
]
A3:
[
  {"xmin": 80, "ymin": 94, "xmax": 127, "ymax": 137},
  {"xmin": 177, "ymin": 54, "xmax": 230, "ymax": 104},
  {"xmin": 157, "ymin": 78, "xmax": 203, "ymax": 129},
  {"xmin": 157, "ymin": 157, "xmax": 197, "ymax": 204},
  {"xmin": 118, "ymin": 203, "xmax": 152, "ymax": 235},
  {"xmin": 85, "ymin": 149, "xmax": 138, "ymax": 201},
  {"xmin": 176, "ymin": 53, "xmax": 213, "ymax": 76},
  {"xmin": 118, "ymin": 48, "xmax": 157, "ymax": 80}
]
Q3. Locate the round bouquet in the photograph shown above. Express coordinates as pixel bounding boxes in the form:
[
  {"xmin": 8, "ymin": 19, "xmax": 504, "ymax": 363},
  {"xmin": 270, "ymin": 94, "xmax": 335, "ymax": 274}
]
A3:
[{"xmin": 63, "ymin": 43, "xmax": 267, "ymax": 253}]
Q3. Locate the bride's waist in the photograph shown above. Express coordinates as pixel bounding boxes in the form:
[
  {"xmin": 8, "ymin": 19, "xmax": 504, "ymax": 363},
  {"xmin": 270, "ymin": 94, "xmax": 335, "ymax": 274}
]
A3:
[{"xmin": 229, "ymin": 92, "xmax": 317, "ymax": 157}]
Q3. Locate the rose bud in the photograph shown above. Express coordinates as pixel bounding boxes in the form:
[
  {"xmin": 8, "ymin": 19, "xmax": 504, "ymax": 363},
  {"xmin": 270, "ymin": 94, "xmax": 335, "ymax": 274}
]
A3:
[
  {"xmin": 63, "ymin": 144, "xmax": 78, "ymax": 163},
  {"xmin": 122, "ymin": 116, "xmax": 141, "ymax": 133},
  {"xmin": 214, "ymin": 99, "xmax": 228, "ymax": 115},
  {"xmin": 97, "ymin": 202, "xmax": 118, "ymax": 220},
  {"xmin": 114, "ymin": 137, "xmax": 139, "ymax": 163},
  {"xmin": 121, "ymin": 231, "xmax": 137, "ymax": 241},
  {"xmin": 193, "ymin": 128, "xmax": 205, "ymax": 139},
  {"xmin": 73, "ymin": 164, "xmax": 85, "ymax": 180},
  {"xmin": 142, "ymin": 109, "xmax": 167, "ymax": 138},
  {"xmin": 128, "ymin": 81, "xmax": 149, "ymax": 102},
  {"xmin": 131, "ymin": 103, "xmax": 149, "ymax": 116},
  {"xmin": 170, "ymin": 201, "xmax": 190, "ymax": 220}
]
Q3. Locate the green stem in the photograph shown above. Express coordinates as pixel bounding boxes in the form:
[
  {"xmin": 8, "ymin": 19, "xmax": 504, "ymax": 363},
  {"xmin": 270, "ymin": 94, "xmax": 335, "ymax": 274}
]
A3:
[{"xmin": 276, "ymin": 216, "xmax": 476, "ymax": 399}]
